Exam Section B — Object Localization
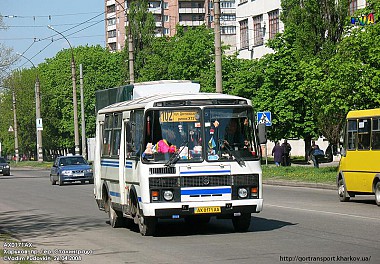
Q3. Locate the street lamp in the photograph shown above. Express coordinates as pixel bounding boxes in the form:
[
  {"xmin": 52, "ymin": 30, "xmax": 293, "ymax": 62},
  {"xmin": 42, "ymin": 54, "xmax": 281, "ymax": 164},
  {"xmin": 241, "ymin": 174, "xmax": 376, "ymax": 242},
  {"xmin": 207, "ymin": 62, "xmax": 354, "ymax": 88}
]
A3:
[
  {"xmin": 17, "ymin": 53, "xmax": 43, "ymax": 162},
  {"xmin": 47, "ymin": 25, "xmax": 80, "ymax": 155}
]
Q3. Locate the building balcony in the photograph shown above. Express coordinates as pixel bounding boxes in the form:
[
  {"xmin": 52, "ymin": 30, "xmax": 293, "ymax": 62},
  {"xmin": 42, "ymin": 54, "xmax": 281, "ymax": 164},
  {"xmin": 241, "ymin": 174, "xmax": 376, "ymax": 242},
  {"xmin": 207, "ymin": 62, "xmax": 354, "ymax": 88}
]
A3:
[
  {"xmin": 178, "ymin": 8, "xmax": 205, "ymax": 14},
  {"xmin": 149, "ymin": 7, "xmax": 162, "ymax": 14},
  {"xmin": 107, "ymin": 37, "xmax": 117, "ymax": 44},
  {"xmin": 106, "ymin": 0, "xmax": 115, "ymax": 6},
  {"xmin": 107, "ymin": 24, "xmax": 117, "ymax": 31},
  {"xmin": 106, "ymin": 12, "xmax": 116, "ymax": 19},
  {"xmin": 179, "ymin": 20, "xmax": 204, "ymax": 26}
]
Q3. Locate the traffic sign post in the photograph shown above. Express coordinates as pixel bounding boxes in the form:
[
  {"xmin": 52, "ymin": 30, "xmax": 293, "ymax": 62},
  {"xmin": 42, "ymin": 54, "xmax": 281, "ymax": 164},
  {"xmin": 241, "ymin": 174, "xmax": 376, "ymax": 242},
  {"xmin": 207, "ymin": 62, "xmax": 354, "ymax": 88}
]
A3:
[
  {"xmin": 257, "ymin": 111, "xmax": 272, "ymax": 165},
  {"xmin": 257, "ymin": 111, "xmax": 272, "ymax": 126}
]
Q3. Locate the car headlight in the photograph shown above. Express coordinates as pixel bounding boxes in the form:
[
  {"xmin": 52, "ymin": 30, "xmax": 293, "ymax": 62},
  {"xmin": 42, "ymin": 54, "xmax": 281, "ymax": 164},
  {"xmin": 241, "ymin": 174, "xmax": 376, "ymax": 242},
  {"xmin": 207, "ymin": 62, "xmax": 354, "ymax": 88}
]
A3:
[
  {"xmin": 61, "ymin": 170, "xmax": 73, "ymax": 176},
  {"xmin": 85, "ymin": 168, "xmax": 93, "ymax": 173},
  {"xmin": 5, "ymin": 165, "xmax": 10, "ymax": 169}
]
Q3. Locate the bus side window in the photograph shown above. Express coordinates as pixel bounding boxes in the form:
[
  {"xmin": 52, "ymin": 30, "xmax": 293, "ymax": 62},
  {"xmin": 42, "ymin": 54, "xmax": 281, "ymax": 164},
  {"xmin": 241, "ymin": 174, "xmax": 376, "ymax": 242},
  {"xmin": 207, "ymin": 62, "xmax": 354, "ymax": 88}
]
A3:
[
  {"xmin": 102, "ymin": 115, "xmax": 112, "ymax": 156},
  {"xmin": 372, "ymin": 118, "xmax": 380, "ymax": 150},
  {"xmin": 347, "ymin": 120, "xmax": 357, "ymax": 150},
  {"xmin": 358, "ymin": 119, "xmax": 370, "ymax": 150}
]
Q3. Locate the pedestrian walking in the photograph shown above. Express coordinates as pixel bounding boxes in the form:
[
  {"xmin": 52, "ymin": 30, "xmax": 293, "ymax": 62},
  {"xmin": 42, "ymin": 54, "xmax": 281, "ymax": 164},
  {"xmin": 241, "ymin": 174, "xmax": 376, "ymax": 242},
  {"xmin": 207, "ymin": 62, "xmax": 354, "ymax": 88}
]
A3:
[{"xmin": 309, "ymin": 140, "xmax": 322, "ymax": 168}]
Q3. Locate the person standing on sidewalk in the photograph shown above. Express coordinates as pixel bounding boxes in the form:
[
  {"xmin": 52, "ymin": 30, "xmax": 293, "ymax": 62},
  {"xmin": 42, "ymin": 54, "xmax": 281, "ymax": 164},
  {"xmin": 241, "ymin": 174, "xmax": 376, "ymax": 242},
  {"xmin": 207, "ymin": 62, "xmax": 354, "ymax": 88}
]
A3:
[
  {"xmin": 281, "ymin": 139, "xmax": 292, "ymax": 166},
  {"xmin": 309, "ymin": 140, "xmax": 321, "ymax": 168},
  {"xmin": 272, "ymin": 141, "xmax": 283, "ymax": 166}
]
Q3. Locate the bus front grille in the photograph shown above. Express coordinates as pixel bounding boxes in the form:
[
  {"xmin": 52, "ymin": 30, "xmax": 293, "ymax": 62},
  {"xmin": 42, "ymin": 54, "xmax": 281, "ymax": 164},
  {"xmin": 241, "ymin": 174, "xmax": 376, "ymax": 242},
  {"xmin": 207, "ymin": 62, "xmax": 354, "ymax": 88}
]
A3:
[
  {"xmin": 181, "ymin": 175, "xmax": 232, "ymax": 187},
  {"xmin": 149, "ymin": 167, "xmax": 176, "ymax": 175}
]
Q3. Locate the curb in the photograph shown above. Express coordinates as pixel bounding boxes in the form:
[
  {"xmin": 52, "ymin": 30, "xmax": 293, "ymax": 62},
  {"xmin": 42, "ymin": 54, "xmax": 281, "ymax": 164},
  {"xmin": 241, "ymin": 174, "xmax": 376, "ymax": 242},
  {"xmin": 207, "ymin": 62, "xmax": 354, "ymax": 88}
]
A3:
[{"xmin": 263, "ymin": 180, "xmax": 336, "ymax": 190}]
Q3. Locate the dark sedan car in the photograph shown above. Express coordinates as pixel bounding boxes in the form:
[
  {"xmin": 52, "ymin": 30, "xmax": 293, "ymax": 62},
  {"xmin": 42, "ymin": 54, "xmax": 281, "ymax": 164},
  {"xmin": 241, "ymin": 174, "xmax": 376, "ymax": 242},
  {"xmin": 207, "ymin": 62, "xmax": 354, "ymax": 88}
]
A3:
[
  {"xmin": 50, "ymin": 155, "xmax": 93, "ymax": 186},
  {"xmin": 0, "ymin": 157, "xmax": 10, "ymax": 176}
]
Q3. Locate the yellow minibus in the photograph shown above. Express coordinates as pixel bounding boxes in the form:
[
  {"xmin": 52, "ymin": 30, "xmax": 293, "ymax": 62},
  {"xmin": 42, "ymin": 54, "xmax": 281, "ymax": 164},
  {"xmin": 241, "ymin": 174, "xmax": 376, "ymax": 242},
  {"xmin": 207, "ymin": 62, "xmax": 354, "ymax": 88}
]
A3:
[{"xmin": 337, "ymin": 108, "xmax": 380, "ymax": 206}]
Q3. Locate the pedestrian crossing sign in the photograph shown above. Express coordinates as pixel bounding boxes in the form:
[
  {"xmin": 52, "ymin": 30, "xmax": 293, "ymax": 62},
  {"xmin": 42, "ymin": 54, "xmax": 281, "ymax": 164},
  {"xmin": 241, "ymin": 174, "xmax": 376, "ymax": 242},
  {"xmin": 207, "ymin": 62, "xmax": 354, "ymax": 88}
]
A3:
[{"xmin": 257, "ymin": 111, "xmax": 272, "ymax": 126}]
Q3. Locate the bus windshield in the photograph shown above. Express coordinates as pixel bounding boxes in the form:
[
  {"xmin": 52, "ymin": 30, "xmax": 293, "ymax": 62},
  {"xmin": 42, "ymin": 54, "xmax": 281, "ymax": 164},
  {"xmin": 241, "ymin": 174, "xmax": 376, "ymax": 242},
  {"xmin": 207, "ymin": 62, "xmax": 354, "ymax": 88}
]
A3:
[{"xmin": 142, "ymin": 107, "xmax": 259, "ymax": 163}]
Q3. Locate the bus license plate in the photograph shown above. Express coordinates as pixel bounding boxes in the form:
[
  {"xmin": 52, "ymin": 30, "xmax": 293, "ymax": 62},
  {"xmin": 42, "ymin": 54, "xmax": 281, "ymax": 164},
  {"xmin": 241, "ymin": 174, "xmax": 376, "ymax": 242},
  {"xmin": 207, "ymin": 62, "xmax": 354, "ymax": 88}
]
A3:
[{"xmin": 194, "ymin": 206, "xmax": 221, "ymax": 214}]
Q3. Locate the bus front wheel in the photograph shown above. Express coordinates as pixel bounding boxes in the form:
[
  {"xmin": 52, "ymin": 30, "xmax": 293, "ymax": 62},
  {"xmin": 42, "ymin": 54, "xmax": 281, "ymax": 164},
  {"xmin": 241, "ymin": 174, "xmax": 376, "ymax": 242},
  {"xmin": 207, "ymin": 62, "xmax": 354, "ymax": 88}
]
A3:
[
  {"xmin": 136, "ymin": 207, "xmax": 156, "ymax": 236},
  {"xmin": 375, "ymin": 182, "xmax": 380, "ymax": 206},
  {"xmin": 338, "ymin": 178, "xmax": 350, "ymax": 202},
  {"xmin": 232, "ymin": 213, "xmax": 251, "ymax": 232}
]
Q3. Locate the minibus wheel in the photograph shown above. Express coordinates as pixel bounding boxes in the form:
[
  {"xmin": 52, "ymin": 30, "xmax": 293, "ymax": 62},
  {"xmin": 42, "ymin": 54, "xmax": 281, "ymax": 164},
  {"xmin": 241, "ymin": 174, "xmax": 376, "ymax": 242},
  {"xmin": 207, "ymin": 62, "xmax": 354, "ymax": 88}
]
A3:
[
  {"xmin": 375, "ymin": 182, "xmax": 380, "ymax": 206},
  {"xmin": 338, "ymin": 178, "xmax": 350, "ymax": 202},
  {"xmin": 232, "ymin": 213, "xmax": 251, "ymax": 232},
  {"xmin": 136, "ymin": 206, "xmax": 157, "ymax": 236},
  {"xmin": 107, "ymin": 197, "xmax": 124, "ymax": 228}
]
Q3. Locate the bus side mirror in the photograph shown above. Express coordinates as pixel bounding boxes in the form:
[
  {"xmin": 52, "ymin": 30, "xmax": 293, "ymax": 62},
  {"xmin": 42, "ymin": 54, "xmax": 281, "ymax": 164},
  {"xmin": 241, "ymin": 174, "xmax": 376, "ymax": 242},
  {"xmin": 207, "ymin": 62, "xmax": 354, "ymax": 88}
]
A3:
[{"xmin": 257, "ymin": 123, "xmax": 267, "ymax": 144}]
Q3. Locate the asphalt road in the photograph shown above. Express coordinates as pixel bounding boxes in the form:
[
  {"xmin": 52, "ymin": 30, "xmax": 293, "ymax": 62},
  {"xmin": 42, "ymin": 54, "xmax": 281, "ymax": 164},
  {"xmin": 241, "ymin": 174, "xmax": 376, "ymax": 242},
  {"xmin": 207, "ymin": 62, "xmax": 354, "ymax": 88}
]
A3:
[{"xmin": 0, "ymin": 168, "xmax": 379, "ymax": 264}]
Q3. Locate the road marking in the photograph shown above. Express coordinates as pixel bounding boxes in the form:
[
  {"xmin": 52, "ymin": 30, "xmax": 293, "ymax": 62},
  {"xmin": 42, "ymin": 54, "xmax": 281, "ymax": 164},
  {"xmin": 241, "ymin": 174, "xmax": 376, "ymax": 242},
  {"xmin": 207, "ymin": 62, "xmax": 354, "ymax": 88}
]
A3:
[{"xmin": 266, "ymin": 204, "xmax": 380, "ymax": 222}]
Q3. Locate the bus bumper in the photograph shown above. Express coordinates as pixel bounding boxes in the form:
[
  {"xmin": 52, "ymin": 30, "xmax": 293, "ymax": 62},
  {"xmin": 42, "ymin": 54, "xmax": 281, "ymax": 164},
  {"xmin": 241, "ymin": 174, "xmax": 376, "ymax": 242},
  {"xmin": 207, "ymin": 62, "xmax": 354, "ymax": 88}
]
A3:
[{"xmin": 142, "ymin": 199, "xmax": 263, "ymax": 218}]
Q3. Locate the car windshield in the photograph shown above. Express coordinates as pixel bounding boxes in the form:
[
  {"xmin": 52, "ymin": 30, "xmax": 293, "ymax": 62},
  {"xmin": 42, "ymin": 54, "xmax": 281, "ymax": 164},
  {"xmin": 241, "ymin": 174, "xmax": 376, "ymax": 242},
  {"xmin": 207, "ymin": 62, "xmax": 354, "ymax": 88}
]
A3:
[
  {"xmin": 0, "ymin": 158, "xmax": 6, "ymax": 163},
  {"xmin": 60, "ymin": 157, "xmax": 87, "ymax": 166}
]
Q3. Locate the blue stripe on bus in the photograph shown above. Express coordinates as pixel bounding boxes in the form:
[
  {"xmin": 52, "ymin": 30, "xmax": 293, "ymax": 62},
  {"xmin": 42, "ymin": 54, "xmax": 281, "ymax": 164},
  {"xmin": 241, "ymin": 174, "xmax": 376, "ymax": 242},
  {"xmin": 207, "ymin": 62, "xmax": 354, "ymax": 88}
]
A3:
[
  {"xmin": 181, "ymin": 187, "xmax": 231, "ymax": 196},
  {"xmin": 180, "ymin": 170, "xmax": 231, "ymax": 175},
  {"xmin": 110, "ymin": 191, "xmax": 121, "ymax": 197},
  {"xmin": 101, "ymin": 160, "xmax": 119, "ymax": 168},
  {"xmin": 125, "ymin": 161, "xmax": 133, "ymax": 169}
]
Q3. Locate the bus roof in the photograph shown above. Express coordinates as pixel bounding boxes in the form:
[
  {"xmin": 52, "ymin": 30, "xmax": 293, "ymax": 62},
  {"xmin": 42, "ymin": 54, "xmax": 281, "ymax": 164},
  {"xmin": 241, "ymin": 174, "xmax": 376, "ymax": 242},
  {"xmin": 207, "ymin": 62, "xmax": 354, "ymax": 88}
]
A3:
[
  {"xmin": 347, "ymin": 108, "xmax": 380, "ymax": 119},
  {"xmin": 97, "ymin": 93, "xmax": 251, "ymax": 114}
]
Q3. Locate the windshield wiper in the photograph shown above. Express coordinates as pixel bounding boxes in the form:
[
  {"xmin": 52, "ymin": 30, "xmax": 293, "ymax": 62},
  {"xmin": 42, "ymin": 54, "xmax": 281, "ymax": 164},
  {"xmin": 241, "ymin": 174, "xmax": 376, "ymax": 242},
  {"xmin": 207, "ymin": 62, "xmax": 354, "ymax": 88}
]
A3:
[
  {"xmin": 165, "ymin": 141, "xmax": 188, "ymax": 167},
  {"xmin": 219, "ymin": 139, "xmax": 245, "ymax": 166}
]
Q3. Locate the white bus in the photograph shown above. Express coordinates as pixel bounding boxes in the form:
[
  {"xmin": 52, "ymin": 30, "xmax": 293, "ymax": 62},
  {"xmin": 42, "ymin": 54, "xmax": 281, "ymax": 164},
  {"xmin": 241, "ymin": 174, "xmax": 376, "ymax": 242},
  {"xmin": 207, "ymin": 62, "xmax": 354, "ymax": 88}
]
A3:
[{"xmin": 94, "ymin": 84, "xmax": 266, "ymax": 236}]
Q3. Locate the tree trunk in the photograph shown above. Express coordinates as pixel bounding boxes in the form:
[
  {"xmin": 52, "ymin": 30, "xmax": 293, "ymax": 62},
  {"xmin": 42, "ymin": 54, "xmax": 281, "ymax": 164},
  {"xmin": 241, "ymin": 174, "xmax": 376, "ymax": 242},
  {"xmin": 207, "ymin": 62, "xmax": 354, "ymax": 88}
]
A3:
[{"xmin": 304, "ymin": 136, "xmax": 312, "ymax": 161}]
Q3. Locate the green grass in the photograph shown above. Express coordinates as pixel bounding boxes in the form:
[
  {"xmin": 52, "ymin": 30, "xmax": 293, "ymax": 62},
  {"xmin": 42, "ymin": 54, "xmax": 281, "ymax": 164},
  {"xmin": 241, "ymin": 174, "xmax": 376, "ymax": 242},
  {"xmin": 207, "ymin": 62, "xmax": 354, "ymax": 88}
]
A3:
[
  {"xmin": 10, "ymin": 161, "xmax": 53, "ymax": 169},
  {"xmin": 262, "ymin": 165, "xmax": 338, "ymax": 184}
]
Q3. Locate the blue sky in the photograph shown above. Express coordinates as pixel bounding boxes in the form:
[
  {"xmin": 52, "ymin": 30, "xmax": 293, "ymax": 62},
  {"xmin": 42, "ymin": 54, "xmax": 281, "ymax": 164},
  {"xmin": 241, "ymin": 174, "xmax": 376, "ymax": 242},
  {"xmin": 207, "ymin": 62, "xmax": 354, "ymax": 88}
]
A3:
[{"xmin": 0, "ymin": 0, "xmax": 105, "ymax": 69}]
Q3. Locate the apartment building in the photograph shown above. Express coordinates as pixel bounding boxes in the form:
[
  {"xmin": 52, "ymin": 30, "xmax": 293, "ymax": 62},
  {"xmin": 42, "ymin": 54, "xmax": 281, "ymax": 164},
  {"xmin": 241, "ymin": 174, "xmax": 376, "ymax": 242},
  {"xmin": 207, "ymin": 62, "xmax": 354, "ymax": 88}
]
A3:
[
  {"xmin": 236, "ymin": 0, "xmax": 367, "ymax": 60},
  {"xmin": 105, "ymin": 0, "xmax": 237, "ymax": 53},
  {"xmin": 105, "ymin": 0, "xmax": 367, "ymax": 57}
]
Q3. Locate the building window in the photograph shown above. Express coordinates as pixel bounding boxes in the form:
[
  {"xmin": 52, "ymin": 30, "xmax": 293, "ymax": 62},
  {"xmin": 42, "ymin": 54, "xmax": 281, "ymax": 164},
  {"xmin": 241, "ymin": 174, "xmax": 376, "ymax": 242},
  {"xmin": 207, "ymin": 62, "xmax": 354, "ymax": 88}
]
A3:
[
  {"xmin": 108, "ymin": 30, "xmax": 116, "ymax": 38},
  {"xmin": 164, "ymin": 15, "xmax": 169, "ymax": 22},
  {"xmin": 107, "ymin": 18, "xmax": 116, "ymax": 26},
  {"xmin": 240, "ymin": 19, "xmax": 248, "ymax": 49},
  {"xmin": 164, "ymin": 28, "xmax": 170, "ymax": 35},
  {"xmin": 221, "ymin": 1, "xmax": 235, "ymax": 9},
  {"xmin": 349, "ymin": 0, "xmax": 358, "ymax": 15},
  {"xmin": 253, "ymin": 15, "xmax": 263, "ymax": 46},
  {"xmin": 221, "ymin": 26, "xmax": 236, "ymax": 35},
  {"xmin": 107, "ymin": 4, "xmax": 115, "ymax": 14},
  {"xmin": 268, "ymin": 9, "xmax": 279, "ymax": 39},
  {"xmin": 221, "ymin": 14, "xmax": 236, "ymax": 21},
  {"xmin": 164, "ymin": 2, "xmax": 169, "ymax": 9}
]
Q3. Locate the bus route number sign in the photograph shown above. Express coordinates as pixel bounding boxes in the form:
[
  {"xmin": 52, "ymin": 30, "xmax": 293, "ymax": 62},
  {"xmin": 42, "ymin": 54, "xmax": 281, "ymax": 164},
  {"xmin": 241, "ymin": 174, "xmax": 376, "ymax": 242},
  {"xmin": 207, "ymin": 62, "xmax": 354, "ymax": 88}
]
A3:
[{"xmin": 160, "ymin": 111, "xmax": 198, "ymax": 123}]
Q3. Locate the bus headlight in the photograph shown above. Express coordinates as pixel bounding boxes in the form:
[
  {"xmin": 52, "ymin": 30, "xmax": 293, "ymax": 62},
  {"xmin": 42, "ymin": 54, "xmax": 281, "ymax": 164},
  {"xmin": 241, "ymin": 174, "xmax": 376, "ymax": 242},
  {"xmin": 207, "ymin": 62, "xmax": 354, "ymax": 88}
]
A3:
[
  {"xmin": 163, "ymin": 190, "xmax": 174, "ymax": 201},
  {"xmin": 238, "ymin": 188, "xmax": 248, "ymax": 198}
]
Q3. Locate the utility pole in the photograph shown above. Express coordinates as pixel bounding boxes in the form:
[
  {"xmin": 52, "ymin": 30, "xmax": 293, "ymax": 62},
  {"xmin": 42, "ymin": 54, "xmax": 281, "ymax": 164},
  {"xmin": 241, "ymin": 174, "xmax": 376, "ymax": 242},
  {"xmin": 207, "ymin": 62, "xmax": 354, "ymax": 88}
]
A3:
[
  {"xmin": 12, "ymin": 86, "xmax": 19, "ymax": 163},
  {"xmin": 80, "ymin": 64, "xmax": 87, "ymax": 159},
  {"xmin": 17, "ymin": 53, "xmax": 43, "ymax": 161},
  {"xmin": 128, "ymin": 13, "xmax": 135, "ymax": 84},
  {"xmin": 214, "ymin": 0, "xmax": 223, "ymax": 93},
  {"xmin": 115, "ymin": 0, "xmax": 134, "ymax": 84}
]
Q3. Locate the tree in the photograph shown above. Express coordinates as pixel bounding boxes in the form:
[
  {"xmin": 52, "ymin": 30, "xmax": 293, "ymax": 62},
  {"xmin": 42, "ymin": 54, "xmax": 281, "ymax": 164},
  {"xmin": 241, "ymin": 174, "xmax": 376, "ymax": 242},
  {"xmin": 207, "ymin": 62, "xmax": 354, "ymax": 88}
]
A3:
[{"xmin": 127, "ymin": 0, "xmax": 156, "ymax": 81}]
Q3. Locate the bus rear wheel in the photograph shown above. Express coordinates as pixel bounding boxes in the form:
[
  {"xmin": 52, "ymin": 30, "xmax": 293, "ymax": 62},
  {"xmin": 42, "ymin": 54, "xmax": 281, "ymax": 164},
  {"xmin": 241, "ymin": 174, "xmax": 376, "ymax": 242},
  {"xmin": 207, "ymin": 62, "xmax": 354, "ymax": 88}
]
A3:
[
  {"xmin": 107, "ymin": 197, "xmax": 124, "ymax": 228},
  {"xmin": 338, "ymin": 179, "xmax": 350, "ymax": 202},
  {"xmin": 375, "ymin": 182, "xmax": 380, "ymax": 206}
]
